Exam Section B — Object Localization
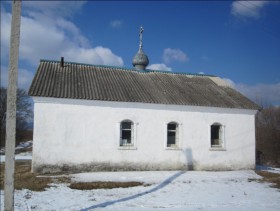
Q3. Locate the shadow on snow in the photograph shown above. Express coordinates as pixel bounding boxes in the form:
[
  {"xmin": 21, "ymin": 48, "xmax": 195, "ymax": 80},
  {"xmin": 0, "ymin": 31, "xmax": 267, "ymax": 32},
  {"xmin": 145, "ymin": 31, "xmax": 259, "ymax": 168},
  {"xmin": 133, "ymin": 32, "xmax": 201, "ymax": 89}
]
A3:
[{"xmin": 80, "ymin": 171, "xmax": 185, "ymax": 210}]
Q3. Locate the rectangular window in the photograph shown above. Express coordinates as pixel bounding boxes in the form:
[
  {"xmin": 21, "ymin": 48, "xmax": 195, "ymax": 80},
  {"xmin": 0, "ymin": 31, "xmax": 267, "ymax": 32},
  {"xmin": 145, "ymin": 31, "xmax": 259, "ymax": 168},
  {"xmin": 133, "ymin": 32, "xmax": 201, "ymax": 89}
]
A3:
[
  {"xmin": 211, "ymin": 125, "xmax": 220, "ymax": 146},
  {"xmin": 120, "ymin": 120, "xmax": 133, "ymax": 146},
  {"xmin": 167, "ymin": 122, "xmax": 178, "ymax": 147},
  {"xmin": 167, "ymin": 131, "xmax": 176, "ymax": 146},
  {"xmin": 121, "ymin": 130, "xmax": 131, "ymax": 144},
  {"xmin": 210, "ymin": 124, "xmax": 224, "ymax": 149}
]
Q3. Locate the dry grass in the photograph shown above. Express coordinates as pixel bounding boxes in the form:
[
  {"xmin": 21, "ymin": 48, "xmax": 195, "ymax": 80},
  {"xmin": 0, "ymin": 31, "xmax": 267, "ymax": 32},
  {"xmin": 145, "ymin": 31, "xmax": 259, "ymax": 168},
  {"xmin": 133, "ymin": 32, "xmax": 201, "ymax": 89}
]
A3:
[
  {"xmin": 0, "ymin": 161, "xmax": 52, "ymax": 191},
  {"xmin": 255, "ymin": 171, "xmax": 280, "ymax": 190},
  {"xmin": 0, "ymin": 161, "xmax": 148, "ymax": 191},
  {"xmin": 70, "ymin": 181, "xmax": 146, "ymax": 190}
]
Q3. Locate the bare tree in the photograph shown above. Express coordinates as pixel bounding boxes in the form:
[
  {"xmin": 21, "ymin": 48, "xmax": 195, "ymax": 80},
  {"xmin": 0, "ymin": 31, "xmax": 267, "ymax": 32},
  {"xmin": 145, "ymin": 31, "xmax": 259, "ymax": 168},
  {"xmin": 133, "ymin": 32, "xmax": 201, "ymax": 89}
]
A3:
[
  {"xmin": 0, "ymin": 87, "xmax": 32, "ymax": 146},
  {"xmin": 256, "ymin": 106, "xmax": 280, "ymax": 167}
]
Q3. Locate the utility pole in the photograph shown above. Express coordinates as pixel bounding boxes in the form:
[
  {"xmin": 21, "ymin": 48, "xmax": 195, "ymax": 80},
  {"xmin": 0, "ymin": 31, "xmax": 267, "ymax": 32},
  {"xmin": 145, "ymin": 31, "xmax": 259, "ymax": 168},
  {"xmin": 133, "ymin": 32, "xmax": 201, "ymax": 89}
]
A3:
[{"xmin": 4, "ymin": 1, "xmax": 21, "ymax": 211}]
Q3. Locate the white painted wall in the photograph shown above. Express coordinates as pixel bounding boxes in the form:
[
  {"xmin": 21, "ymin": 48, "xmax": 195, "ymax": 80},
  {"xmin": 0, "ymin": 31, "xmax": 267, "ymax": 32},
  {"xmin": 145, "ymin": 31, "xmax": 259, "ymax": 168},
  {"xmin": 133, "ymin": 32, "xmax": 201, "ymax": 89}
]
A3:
[{"xmin": 32, "ymin": 97, "xmax": 257, "ymax": 173}]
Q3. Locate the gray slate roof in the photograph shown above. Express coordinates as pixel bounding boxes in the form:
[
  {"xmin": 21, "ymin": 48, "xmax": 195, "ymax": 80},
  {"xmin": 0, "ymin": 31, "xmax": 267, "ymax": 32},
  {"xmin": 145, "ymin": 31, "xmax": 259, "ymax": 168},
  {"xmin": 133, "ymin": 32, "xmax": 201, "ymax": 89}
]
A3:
[{"xmin": 28, "ymin": 60, "xmax": 260, "ymax": 110}]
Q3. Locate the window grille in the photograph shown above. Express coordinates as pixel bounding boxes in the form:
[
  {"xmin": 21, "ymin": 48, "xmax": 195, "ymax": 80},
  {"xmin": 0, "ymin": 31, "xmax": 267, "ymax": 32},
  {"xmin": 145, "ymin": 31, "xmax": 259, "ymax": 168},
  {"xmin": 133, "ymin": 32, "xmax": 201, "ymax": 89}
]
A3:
[
  {"xmin": 120, "ymin": 120, "xmax": 134, "ymax": 146},
  {"xmin": 167, "ymin": 122, "xmax": 178, "ymax": 147}
]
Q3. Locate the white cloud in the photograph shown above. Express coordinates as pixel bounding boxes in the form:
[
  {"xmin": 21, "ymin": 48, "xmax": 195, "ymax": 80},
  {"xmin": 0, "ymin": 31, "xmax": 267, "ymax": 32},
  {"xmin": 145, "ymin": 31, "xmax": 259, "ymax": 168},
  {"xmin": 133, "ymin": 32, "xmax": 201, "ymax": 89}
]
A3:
[
  {"xmin": 231, "ymin": 1, "xmax": 269, "ymax": 19},
  {"xmin": 110, "ymin": 20, "xmax": 123, "ymax": 28},
  {"xmin": 18, "ymin": 68, "xmax": 35, "ymax": 90},
  {"xmin": 223, "ymin": 78, "xmax": 280, "ymax": 106},
  {"xmin": 198, "ymin": 72, "xmax": 205, "ymax": 75},
  {"xmin": 1, "ymin": 5, "xmax": 124, "ymax": 67},
  {"xmin": 0, "ymin": 9, "xmax": 11, "ymax": 61},
  {"xmin": 22, "ymin": 1, "xmax": 87, "ymax": 18},
  {"xmin": 222, "ymin": 78, "xmax": 236, "ymax": 88},
  {"xmin": 1, "ymin": 66, "xmax": 34, "ymax": 90},
  {"xmin": 147, "ymin": 64, "xmax": 172, "ymax": 71},
  {"xmin": 55, "ymin": 18, "xmax": 90, "ymax": 48},
  {"xmin": 162, "ymin": 48, "xmax": 189, "ymax": 64},
  {"xmin": 1, "ymin": 2, "xmax": 124, "ymax": 90},
  {"xmin": 64, "ymin": 47, "xmax": 123, "ymax": 66}
]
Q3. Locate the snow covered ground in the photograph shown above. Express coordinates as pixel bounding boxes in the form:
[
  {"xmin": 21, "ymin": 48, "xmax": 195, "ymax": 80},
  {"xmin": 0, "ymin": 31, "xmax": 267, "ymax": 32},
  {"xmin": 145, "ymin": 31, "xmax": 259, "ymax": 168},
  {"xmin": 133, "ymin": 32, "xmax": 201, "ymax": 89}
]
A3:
[
  {"xmin": 1, "ymin": 142, "xmax": 280, "ymax": 210},
  {"xmin": 256, "ymin": 165, "xmax": 280, "ymax": 174},
  {"xmin": 1, "ymin": 170, "xmax": 280, "ymax": 210},
  {"xmin": 0, "ymin": 151, "xmax": 32, "ymax": 163},
  {"xmin": 0, "ymin": 140, "xmax": 33, "ymax": 162}
]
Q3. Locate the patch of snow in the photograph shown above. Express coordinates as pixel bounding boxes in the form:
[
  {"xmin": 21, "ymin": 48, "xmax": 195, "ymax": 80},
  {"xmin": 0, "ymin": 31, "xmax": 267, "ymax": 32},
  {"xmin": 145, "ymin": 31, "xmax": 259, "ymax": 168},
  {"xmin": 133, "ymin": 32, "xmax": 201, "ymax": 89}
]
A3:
[
  {"xmin": 0, "ymin": 152, "xmax": 32, "ymax": 163},
  {"xmin": 267, "ymin": 168, "xmax": 280, "ymax": 174},
  {"xmin": 15, "ymin": 140, "xmax": 33, "ymax": 150},
  {"xmin": 0, "ymin": 141, "xmax": 33, "ymax": 162},
  {"xmin": 256, "ymin": 165, "xmax": 280, "ymax": 174},
  {"xmin": 0, "ymin": 140, "xmax": 33, "ymax": 155},
  {"xmin": 1, "ymin": 170, "xmax": 280, "ymax": 210}
]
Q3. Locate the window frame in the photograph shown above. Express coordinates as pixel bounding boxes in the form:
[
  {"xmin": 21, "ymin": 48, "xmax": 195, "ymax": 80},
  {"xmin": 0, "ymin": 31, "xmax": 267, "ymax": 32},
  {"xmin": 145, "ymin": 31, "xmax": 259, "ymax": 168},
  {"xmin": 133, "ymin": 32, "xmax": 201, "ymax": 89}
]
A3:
[
  {"xmin": 209, "ymin": 123, "xmax": 226, "ymax": 150},
  {"xmin": 118, "ymin": 119, "xmax": 138, "ymax": 150},
  {"xmin": 165, "ymin": 121, "xmax": 181, "ymax": 150}
]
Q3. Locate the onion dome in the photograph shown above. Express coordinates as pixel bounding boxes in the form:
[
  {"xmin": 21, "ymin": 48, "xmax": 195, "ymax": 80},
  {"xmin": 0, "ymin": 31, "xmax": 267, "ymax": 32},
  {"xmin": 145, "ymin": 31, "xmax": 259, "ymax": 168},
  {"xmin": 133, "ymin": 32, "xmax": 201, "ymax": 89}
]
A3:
[{"xmin": 132, "ymin": 26, "xmax": 149, "ymax": 70}]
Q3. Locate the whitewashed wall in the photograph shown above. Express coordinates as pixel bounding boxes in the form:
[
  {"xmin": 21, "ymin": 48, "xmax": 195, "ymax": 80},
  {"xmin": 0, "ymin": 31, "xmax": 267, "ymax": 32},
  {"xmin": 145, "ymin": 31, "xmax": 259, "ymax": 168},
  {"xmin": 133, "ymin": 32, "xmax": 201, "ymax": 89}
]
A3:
[{"xmin": 32, "ymin": 97, "xmax": 257, "ymax": 173}]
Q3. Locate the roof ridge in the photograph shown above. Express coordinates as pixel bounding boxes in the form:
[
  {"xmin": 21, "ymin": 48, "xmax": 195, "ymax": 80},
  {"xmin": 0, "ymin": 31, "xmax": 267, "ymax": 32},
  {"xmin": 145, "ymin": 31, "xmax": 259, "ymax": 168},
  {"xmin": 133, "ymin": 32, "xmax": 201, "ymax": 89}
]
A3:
[
  {"xmin": 39, "ymin": 59, "xmax": 217, "ymax": 77},
  {"xmin": 40, "ymin": 59, "xmax": 137, "ymax": 71},
  {"xmin": 145, "ymin": 69, "xmax": 216, "ymax": 77}
]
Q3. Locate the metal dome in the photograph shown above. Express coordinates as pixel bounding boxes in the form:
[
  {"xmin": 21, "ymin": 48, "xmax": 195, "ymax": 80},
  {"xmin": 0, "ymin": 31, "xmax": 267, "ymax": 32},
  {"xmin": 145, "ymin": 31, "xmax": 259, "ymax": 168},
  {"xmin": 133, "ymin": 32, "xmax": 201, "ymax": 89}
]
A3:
[
  {"xmin": 132, "ymin": 48, "xmax": 149, "ymax": 70},
  {"xmin": 132, "ymin": 26, "xmax": 149, "ymax": 70}
]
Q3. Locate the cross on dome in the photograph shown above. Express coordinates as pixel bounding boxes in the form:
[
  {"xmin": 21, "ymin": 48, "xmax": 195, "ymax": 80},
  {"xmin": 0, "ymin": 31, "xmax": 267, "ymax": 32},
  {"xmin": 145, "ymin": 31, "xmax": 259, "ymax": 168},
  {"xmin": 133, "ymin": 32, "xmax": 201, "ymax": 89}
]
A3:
[{"xmin": 132, "ymin": 26, "xmax": 149, "ymax": 70}]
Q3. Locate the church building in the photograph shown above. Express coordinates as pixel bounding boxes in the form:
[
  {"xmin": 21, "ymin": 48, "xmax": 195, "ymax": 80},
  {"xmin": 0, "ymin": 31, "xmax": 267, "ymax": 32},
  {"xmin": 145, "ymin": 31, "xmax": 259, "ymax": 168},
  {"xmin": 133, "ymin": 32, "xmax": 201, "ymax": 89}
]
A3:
[{"xmin": 29, "ymin": 27, "xmax": 260, "ymax": 173}]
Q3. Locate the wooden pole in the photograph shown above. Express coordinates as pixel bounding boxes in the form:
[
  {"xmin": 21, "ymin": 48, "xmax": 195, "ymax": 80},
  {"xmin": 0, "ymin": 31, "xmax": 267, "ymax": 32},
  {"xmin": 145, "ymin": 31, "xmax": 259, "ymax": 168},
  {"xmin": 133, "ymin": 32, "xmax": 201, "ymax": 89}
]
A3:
[{"xmin": 4, "ymin": 1, "xmax": 21, "ymax": 211}]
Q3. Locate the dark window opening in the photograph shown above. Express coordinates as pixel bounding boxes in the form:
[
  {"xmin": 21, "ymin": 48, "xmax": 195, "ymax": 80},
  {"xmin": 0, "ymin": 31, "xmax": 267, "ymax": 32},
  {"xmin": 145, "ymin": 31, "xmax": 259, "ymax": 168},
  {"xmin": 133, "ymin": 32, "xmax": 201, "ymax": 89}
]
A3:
[
  {"xmin": 167, "ymin": 122, "xmax": 178, "ymax": 147},
  {"xmin": 211, "ymin": 124, "xmax": 222, "ymax": 147},
  {"xmin": 122, "ymin": 130, "xmax": 131, "ymax": 144},
  {"xmin": 120, "ymin": 121, "xmax": 133, "ymax": 146}
]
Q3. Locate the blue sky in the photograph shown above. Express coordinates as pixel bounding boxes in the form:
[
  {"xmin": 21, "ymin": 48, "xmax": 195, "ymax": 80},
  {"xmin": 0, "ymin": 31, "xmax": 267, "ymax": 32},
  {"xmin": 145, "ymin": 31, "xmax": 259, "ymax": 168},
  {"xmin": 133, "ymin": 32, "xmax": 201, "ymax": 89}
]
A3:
[{"xmin": 1, "ymin": 1, "xmax": 280, "ymax": 106}]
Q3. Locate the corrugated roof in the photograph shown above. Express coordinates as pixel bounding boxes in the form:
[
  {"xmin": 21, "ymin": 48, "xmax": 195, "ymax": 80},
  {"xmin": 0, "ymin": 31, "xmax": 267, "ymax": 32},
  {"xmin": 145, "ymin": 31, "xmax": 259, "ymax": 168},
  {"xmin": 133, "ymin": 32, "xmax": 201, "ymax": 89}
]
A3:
[{"xmin": 28, "ymin": 60, "xmax": 260, "ymax": 110}]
